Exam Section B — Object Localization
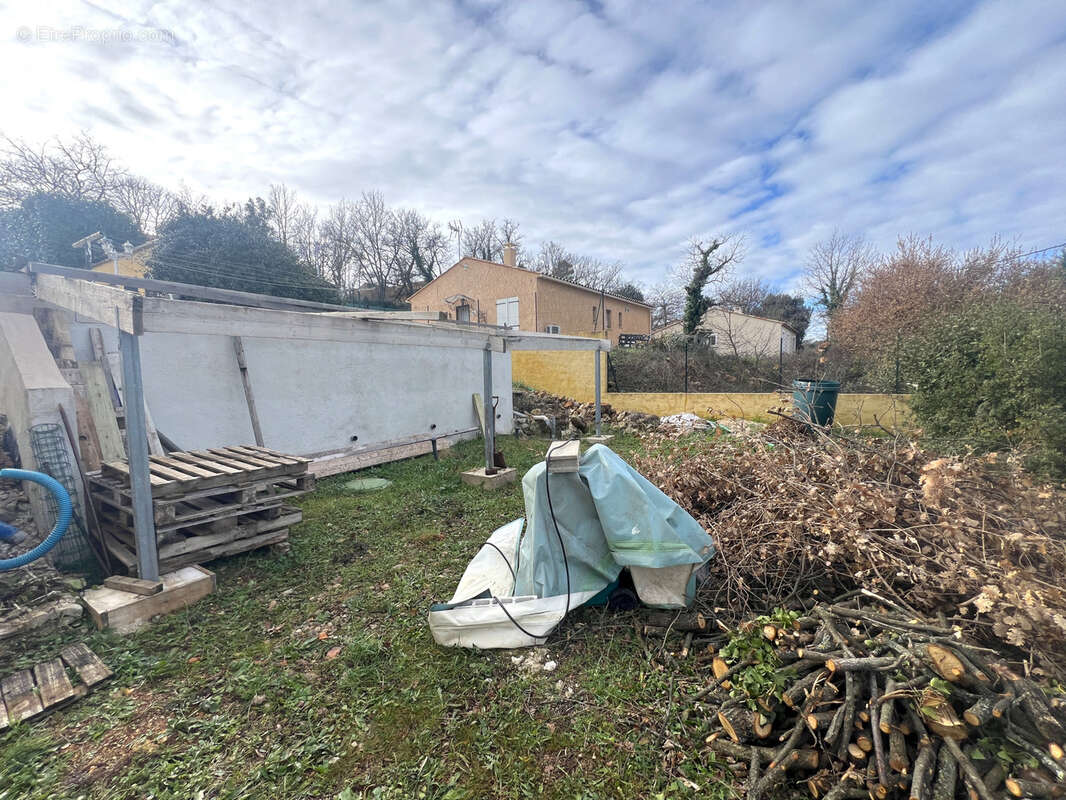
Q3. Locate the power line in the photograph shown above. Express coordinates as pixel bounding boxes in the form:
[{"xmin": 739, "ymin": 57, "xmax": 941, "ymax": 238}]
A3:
[
  {"xmin": 144, "ymin": 256, "xmax": 345, "ymax": 294},
  {"xmin": 1008, "ymin": 242, "xmax": 1066, "ymax": 261}
]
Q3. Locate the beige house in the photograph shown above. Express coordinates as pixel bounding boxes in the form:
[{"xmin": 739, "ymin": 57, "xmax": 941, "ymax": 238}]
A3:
[
  {"xmin": 407, "ymin": 246, "xmax": 652, "ymax": 345},
  {"xmin": 653, "ymin": 307, "xmax": 798, "ymax": 358},
  {"xmin": 90, "ymin": 239, "xmax": 154, "ymax": 278}
]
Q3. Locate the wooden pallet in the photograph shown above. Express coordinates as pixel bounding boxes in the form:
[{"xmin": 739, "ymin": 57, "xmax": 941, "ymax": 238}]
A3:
[
  {"xmin": 0, "ymin": 643, "xmax": 112, "ymax": 730},
  {"xmin": 99, "ymin": 446, "xmax": 309, "ymax": 498},
  {"xmin": 89, "ymin": 473, "xmax": 314, "ymax": 529},
  {"xmin": 103, "ymin": 506, "xmax": 301, "ymax": 575}
]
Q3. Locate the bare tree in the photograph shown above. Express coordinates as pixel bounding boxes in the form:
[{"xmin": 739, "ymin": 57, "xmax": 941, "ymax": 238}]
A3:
[
  {"xmin": 0, "ymin": 132, "xmax": 128, "ymax": 207},
  {"xmin": 318, "ymin": 199, "xmax": 361, "ymax": 294},
  {"xmin": 682, "ymin": 235, "xmax": 744, "ymax": 334},
  {"xmin": 803, "ymin": 231, "xmax": 877, "ymax": 332},
  {"xmin": 110, "ymin": 175, "xmax": 179, "ymax": 235},
  {"xmin": 530, "ymin": 240, "xmax": 572, "ymax": 277},
  {"xmin": 718, "ymin": 277, "xmax": 771, "ymax": 314},
  {"xmin": 290, "ymin": 204, "xmax": 322, "ymax": 274},
  {"xmin": 352, "ymin": 190, "xmax": 401, "ymax": 303},
  {"xmin": 646, "ymin": 279, "xmax": 684, "ymax": 327},
  {"xmin": 392, "ymin": 208, "xmax": 449, "ymax": 296},
  {"xmin": 266, "ymin": 183, "xmax": 300, "ymax": 246},
  {"xmin": 462, "ymin": 218, "xmax": 501, "ymax": 261}
]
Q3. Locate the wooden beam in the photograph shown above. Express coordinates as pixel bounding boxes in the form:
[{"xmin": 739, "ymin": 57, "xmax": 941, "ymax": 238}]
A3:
[
  {"xmin": 33, "ymin": 273, "xmax": 140, "ymax": 333},
  {"xmin": 140, "ymin": 296, "xmax": 509, "ymax": 351},
  {"xmin": 27, "ymin": 261, "xmax": 354, "ymax": 313},
  {"xmin": 232, "ymin": 336, "xmax": 265, "ymax": 446}
]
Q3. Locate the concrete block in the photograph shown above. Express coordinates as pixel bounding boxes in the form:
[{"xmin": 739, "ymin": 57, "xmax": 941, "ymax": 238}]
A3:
[
  {"xmin": 584, "ymin": 435, "xmax": 614, "ymax": 443},
  {"xmin": 82, "ymin": 565, "xmax": 215, "ymax": 633},
  {"xmin": 460, "ymin": 467, "xmax": 518, "ymax": 490}
]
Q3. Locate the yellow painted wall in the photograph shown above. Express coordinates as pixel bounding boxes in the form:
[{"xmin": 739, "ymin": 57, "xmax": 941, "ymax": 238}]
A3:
[
  {"xmin": 91, "ymin": 252, "xmax": 150, "ymax": 278},
  {"xmin": 512, "ymin": 349, "xmax": 914, "ymax": 429},
  {"xmin": 512, "ymin": 349, "xmax": 605, "ymax": 402}
]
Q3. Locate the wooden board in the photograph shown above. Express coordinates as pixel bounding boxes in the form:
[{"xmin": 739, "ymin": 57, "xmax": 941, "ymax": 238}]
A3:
[
  {"xmin": 104, "ymin": 575, "xmax": 164, "ymax": 596},
  {"xmin": 73, "ymin": 391, "xmax": 104, "ymax": 471},
  {"xmin": 32, "ymin": 659, "xmax": 76, "ymax": 708},
  {"xmin": 82, "ymin": 362, "xmax": 125, "ymax": 462},
  {"xmin": 60, "ymin": 643, "xmax": 113, "ymax": 687},
  {"xmin": 81, "ymin": 566, "xmax": 216, "ymax": 632},
  {"xmin": 546, "ymin": 440, "xmax": 581, "ymax": 473},
  {"xmin": 310, "ymin": 439, "xmax": 452, "ymax": 477},
  {"xmin": 1, "ymin": 669, "xmax": 44, "ymax": 723},
  {"xmin": 473, "ymin": 393, "xmax": 486, "ymax": 437}
]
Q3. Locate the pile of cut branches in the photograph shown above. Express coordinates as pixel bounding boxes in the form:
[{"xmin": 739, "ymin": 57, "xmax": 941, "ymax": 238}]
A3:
[
  {"xmin": 632, "ymin": 420, "xmax": 1066, "ymax": 670},
  {"xmin": 683, "ymin": 600, "xmax": 1066, "ymax": 800}
]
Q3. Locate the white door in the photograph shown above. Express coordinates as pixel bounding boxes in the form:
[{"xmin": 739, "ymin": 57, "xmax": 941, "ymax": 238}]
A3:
[{"xmin": 495, "ymin": 297, "xmax": 519, "ymax": 329}]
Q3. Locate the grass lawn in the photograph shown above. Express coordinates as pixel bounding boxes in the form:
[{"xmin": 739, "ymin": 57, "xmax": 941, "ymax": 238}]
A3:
[{"xmin": 0, "ymin": 433, "xmax": 732, "ymax": 800}]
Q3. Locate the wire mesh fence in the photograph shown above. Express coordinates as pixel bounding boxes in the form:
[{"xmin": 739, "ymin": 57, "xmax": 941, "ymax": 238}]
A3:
[{"xmin": 28, "ymin": 423, "xmax": 103, "ymax": 581}]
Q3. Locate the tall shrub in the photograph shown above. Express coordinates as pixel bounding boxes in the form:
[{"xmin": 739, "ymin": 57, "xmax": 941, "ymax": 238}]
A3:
[{"xmin": 906, "ymin": 300, "xmax": 1066, "ymax": 478}]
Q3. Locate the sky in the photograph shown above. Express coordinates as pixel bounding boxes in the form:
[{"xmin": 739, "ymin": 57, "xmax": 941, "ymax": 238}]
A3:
[{"xmin": 1, "ymin": 0, "xmax": 1065, "ymax": 294}]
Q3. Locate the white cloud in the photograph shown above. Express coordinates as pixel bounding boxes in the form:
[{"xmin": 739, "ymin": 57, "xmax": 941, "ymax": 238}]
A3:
[{"xmin": 1, "ymin": 0, "xmax": 1064, "ymax": 294}]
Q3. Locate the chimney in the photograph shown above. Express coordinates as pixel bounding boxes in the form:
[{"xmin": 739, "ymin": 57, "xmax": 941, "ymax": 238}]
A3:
[{"xmin": 502, "ymin": 242, "xmax": 516, "ymax": 267}]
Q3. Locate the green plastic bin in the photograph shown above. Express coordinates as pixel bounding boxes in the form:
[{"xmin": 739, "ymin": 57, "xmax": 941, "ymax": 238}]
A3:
[{"xmin": 792, "ymin": 379, "xmax": 840, "ymax": 426}]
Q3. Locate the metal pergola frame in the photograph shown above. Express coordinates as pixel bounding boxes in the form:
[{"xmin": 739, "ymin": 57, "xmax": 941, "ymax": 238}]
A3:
[{"xmin": 27, "ymin": 262, "xmax": 609, "ymax": 580}]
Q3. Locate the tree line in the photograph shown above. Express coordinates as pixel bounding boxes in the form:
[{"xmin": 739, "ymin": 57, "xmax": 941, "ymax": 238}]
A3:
[{"xmin": 0, "ymin": 133, "xmax": 647, "ymax": 306}]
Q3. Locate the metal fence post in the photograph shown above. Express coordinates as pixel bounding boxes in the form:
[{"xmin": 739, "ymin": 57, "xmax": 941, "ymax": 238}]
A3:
[
  {"xmin": 482, "ymin": 345, "xmax": 496, "ymax": 474},
  {"xmin": 594, "ymin": 347, "xmax": 602, "ymax": 436},
  {"xmin": 119, "ymin": 330, "xmax": 160, "ymax": 580}
]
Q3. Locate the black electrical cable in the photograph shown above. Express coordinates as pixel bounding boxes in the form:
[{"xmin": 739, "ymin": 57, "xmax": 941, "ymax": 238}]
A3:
[{"xmin": 485, "ymin": 441, "xmax": 574, "ymax": 640}]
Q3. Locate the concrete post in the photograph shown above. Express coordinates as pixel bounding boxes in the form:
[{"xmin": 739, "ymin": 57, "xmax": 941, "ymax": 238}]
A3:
[
  {"xmin": 594, "ymin": 347, "xmax": 602, "ymax": 436},
  {"xmin": 119, "ymin": 330, "xmax": 160, "ymax": 580},
  {"xmin": 482, "ymin": 346, "xmax": 496, "ymax": 474}
]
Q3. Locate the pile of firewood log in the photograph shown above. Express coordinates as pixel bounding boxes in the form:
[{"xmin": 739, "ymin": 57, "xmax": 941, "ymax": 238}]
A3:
[{"xmin": 673, "ymin": 596, "xmax": 1066, "ymax": 800}]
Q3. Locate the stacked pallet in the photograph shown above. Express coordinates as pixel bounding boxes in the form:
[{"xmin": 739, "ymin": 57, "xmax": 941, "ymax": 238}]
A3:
[{"xmin": 88, "ymin": 446, "xmax": 314, "ymax": 575}]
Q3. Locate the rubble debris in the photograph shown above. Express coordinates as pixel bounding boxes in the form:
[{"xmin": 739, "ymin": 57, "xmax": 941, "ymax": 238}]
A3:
[
  {"xmin": 512, "ymin": 388, "xmax": 660, "ymax": 436},
  {"xmin": 679, "ymin": 599, "xmax": 1066, "ymax": 800},
  {"xmin": 659, "ymin": 412, "xmax": 716, "ymax": 433},
  {"xmin": 634, "ymin": 419, "xmax": 1066, "ymax": 671}
]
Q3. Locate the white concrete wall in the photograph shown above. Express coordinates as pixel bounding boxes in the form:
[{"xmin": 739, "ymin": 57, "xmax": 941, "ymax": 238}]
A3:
[
  {"xmin": 0, "ymin": 312, "xmax": 83, "ymax": 533},
  {"xmin": 69, "ymin": 322, "xmax": 513, "ymax": 457}
]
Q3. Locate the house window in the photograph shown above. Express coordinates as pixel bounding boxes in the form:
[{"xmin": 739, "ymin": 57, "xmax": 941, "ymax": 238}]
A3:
[
  {"xmin": 495, "ymin": 297, "xmax": 519, "ymax": 329},
  {"xmin": 606, "ymin": 309, "xmax": 612, "ymax": 329},
  {"xmin": 707, "ymin": 332, "xmax": 718, "ymax": 346},
  {"xmin": 618, "ymin": 311, "xmax": 623, "ymax": 329},
  {"xmin": 544, "ymin": 324, "xmax": 560, "ymax": 334},
  {"xmin": 592, "ymin": 305, "xmax": 597, "ymax": 327},
  {"xmin": 456, "ymin": 304, "xmax": 471, "ymax": 322}
]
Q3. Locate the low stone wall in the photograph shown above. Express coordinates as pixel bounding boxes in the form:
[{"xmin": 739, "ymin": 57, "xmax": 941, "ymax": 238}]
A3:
[{"xmin": 512, "ymin": 349, "xmax": 913, "ymax": 429}]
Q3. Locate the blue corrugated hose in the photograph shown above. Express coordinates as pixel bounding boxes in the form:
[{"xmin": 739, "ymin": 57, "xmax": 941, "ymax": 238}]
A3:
[{"xmin": 0, "ymin": 468, "xmax": 72, "ymax": 570}]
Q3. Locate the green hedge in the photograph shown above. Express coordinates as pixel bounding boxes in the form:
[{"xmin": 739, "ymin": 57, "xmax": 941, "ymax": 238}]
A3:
[{"xmin": 906, "ymin": 301, "xmax": 1066, "ymax": 478}]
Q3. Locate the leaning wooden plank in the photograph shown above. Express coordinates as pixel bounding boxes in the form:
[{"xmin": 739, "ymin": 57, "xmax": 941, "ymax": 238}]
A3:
[
  {"xmin": 232, "ymin": 336, "xmax": 266, "ymax": 447},
  {"xmin": 33, "ymin": 659, "xmax": 76, "ymax": 709},
  {"xmin": 60, "ymin": 644, "xmax": 113, "ymax": 686},
  {"xmin": 0, "ymin": 669, "xmax": 44, "ymax": 723},
  {"xmin": 103, "ymin": 532, "xmax": 138, "ymax": 569},
  {"xmin": 310, "ymin": 439, "xmax": 448, "ymax": 477},
  {"xmin": 81, "ymin": 362, "xmax": 125, "ymax": 463},
  {"xmin": 32, "ymin": 273, "xmax": 140, "ymax": 333},
  {"xmin": 72, "ymin": 392, "xmax": 103, "ymax": 472}
]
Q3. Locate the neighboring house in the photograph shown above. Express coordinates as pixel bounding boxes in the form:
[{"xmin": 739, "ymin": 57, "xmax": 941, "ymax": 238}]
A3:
[
  {"xmin": 653, "ymin": 307, "xmax": 798, "ymax": 358},
  {"xmin": 407, "ymin": 245, "xmax": 652, "ymax": 345},
  {"xmin": 90, "ymin": 239, "xmax": 154, "ymax": 278}
]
